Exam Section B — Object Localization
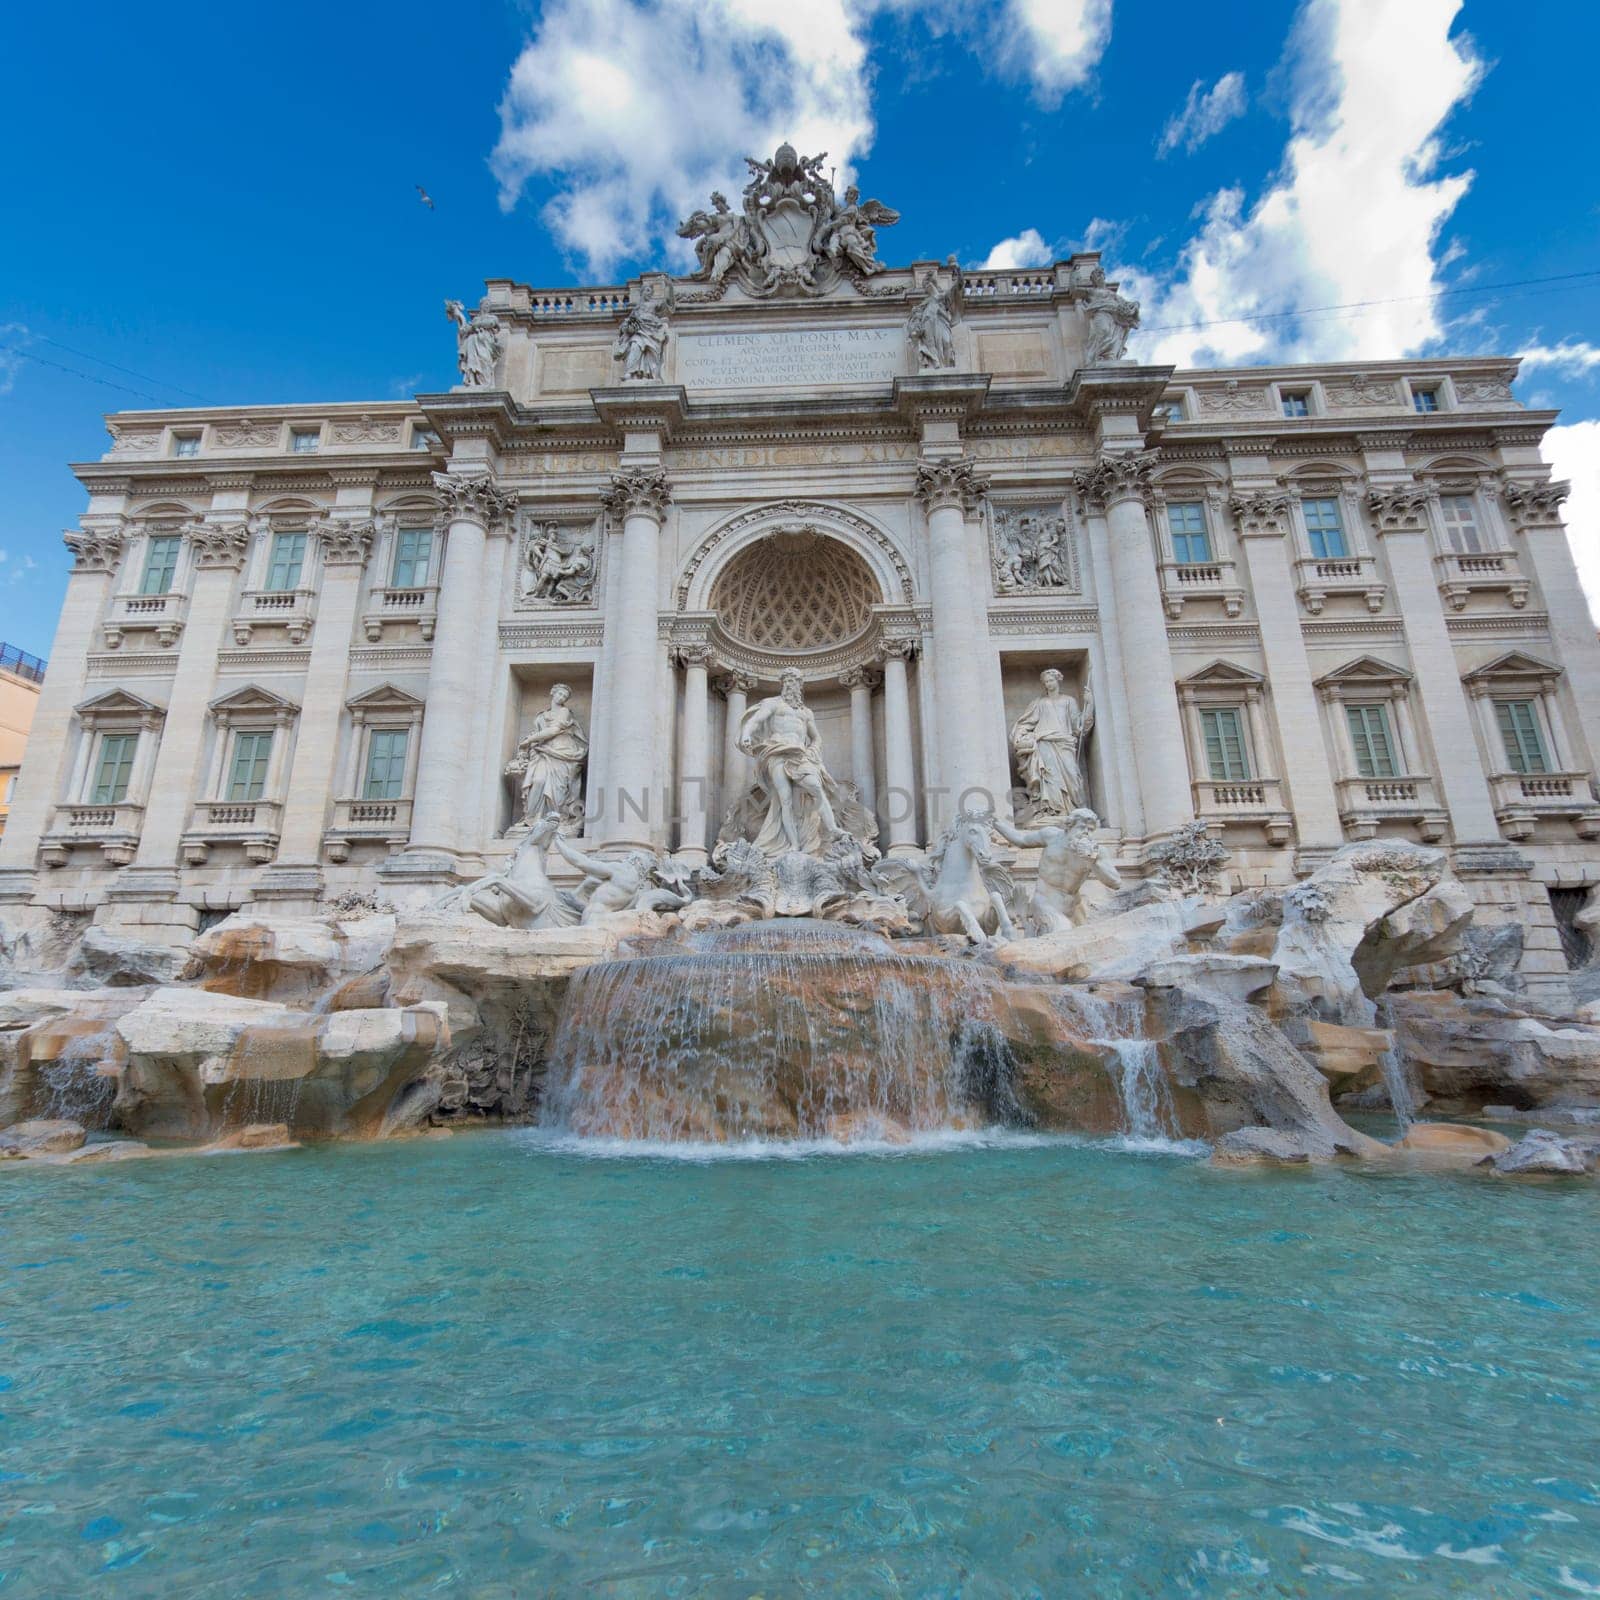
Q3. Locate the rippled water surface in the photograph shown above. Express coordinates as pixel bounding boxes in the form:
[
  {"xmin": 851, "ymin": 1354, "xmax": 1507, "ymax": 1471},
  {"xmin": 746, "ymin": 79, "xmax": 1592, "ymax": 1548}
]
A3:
[{"xmin": 2, "ymin": 1131, "xmax": 1598, "ymax": 1597}]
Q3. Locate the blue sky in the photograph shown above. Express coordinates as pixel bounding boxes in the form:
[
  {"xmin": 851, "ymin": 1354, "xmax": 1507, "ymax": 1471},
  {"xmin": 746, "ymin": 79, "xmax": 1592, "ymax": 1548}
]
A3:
[{"xmin": 3, "ymin": 0, "xmax": 1598, "ymax": 659}]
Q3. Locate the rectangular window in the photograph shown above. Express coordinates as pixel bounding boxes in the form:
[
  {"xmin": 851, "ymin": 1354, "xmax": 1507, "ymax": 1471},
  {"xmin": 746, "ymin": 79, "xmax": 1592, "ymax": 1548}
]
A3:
[
  {"xmin": 411, "ymin": 427, "xmax": 441, "ymax": 452},
  {"xmin": 1302, "ymin": 497, "xmax": 1348, "ymax": 559},
  {"xmin": 1346, "ymin": 704, "xmax": 1399, "ymax": 779},
  {"xmin": 362, "ymin": 729, "xmax": 409, "ymax": 800},
  {"xmin": 1281, "ymin": 391, "xmax": 1311, "ymax": 418},
  {"xmin": 1161, "ymin": 396, "xmax": 1186, "ymax": 422},
  {"xmin": 265, "ymin": 530, "xmax": 307, "ymax": 591},
  {"xmin": 391, "ymin": 527, "xmax": 433, "ymax": 588},
  {"xmin": 1167, "ymin": 502, "xmax": 1212, "ymax": 565},
  {"xmin": 172, "ymin": 434, "xmax": 201, "ymax": 458},
  {"xmin": 90, "ymin": 734, "xmax": 137, "ymax": 804},
  {"xmin": 139, "ymin": 535, "xmax": 182, "ymax": 595},
  {"xmin": 1495, "ymin": 699, "xmax": 1550, "ymax": 775},
  {"xmin": 1412, "ymin": 386, "xmax": 1440, "ymax": 413},
  {"xmin": 289, "ymin": 428, "xmax": 320, "ymax": 454},
  {"xmin": 1200, "ymin": 708, "xmax": 1251, "ymax": 782},
  {"xmin": 226, "ymin": 731, "xmax": 273, "ymax": 802},
  {"xmin": 1439, "ymin": 493, "xmax": 1483, "ymax": 554}
]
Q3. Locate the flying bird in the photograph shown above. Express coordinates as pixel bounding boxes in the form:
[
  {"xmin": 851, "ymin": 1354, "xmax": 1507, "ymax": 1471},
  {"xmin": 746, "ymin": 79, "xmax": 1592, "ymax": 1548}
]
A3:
[{"xmin": 416, "ymin": 185, "xmax": 435, "ymax": 210}]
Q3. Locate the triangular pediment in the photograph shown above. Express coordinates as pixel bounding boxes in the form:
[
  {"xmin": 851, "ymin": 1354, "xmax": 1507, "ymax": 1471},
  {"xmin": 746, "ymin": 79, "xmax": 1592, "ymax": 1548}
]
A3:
[
  {"xmin": 346, "ymin": 683, "xmax": 425, "ymax": 714},
  {"xmin": 75, "ymin": 688, "xmax": 161, "ymax": 718},
  {"xmin": 1314, "ymin": 655, "xmax": 1412, "ymax": 690},
  {"xmin": 1462, "ymin": 650, "xmax": 1561, "ymax": 685},
  {"xmin": 207, "ymin": 685, "xmax": 299, "ymax": 715},
  {"xmin": 1180, "ymin": 660, "xmax": 1266, "ymax": 689}
]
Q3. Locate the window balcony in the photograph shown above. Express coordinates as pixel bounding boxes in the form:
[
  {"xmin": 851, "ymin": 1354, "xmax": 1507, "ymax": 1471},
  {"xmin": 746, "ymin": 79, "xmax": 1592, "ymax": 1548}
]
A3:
[
  {"xmin": 362, "ymin": 585, "xmax": 439, "ymax": 642},
  {"xmin": 181, "ymin": 799, "xmax": 283, "ymax": 865},
  {"xmin": 1159, "ymin": 559, "xmax": 1245, "ymax": 620},
  {"xmin": 1293, "ymin": 554, "xmax": 1387, "ymax": 615},
  {"xmin": 1191, "ymin": 777, "xmax": 1293, "ymax": 846},
  {"xmin": 1487, "ymin": 771, "xmax": 1600, "ymax": 840},
  {"xmin": 1433, "ymin": 549, "xmax": 1529, "ymax": 612},
  {"xmin": 233, "ymin": 587, "xmax": 316, "ymax": 646},
  {"xmin": 104, "ymin": 590, "xmax": 187, "ymax": 650},
  {"xmin": 1335, "ymin": 774, "xmax": 1449, "ymax": 842},
  {"xmin": 39, "ymin": 802, "xmax": 146, "ymax": 867},
  {"xmin": 323, "ymin": 796, "xmax": 413, "ymax": 861}
]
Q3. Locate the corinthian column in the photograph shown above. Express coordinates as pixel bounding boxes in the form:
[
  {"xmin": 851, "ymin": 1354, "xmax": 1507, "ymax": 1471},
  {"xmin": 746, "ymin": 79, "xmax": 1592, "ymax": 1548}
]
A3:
[
  {"xmin": 267, "ymin": 518, "xmax": 375, "ymax": 883},
  {"xmin": 600, "ymin": 468, "xmax": 671, "ymax": 849},
  {"xmin": 916, "ymin": 458, "xmax": 992, "ymax": 827},
  {"xmin": 718, "ymin": 670, "xmax": 756, "ymax": 816},
  {"xmin": 0, "ymin": 525, "xmax": 126, "ymax": 896},
  {"xmin": 880, "ymin": 638, "xmax": 920, "ymax": 855},
  {"xmin": 674, "ymin": 643, "xmax": 711, "ymax": 864},
  {"xmin": 402, "ymin": 472, "xmax": 516, "ymax": 867},
  {"xmin": 840, "ymin": 665, "xmax": 880, "ymax": 819},
  {"xmin": 1075, "ymin": 451, "xmax": 1192, "ymax": 839}
]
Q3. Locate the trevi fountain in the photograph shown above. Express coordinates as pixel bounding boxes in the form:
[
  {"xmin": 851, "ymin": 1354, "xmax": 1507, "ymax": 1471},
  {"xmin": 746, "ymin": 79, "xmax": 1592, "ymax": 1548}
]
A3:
[{"xmin": 3, "ymin": 145, "xmax": 1599, "ymax": 1597}]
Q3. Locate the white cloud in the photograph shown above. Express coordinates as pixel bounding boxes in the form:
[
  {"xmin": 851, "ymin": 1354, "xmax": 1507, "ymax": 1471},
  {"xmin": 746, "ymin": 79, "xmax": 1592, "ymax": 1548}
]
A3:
[
  {"xmin": 491, "ymin": 0, "xmax": 1112, "ymax": 276},
  {"xmin": 979, "ymin": 228, "xmax": 1055, "ymax": 270},
  {"xmin": 1518, "ymin": 341, "xmax": 1600, "ymax": 379},
  {"xmin": 0, "ymin": 323, "xmax": 30, "ymax": 396},
  {"xmin": 1157, "ymin": 71, "xmax": 1247, "ymax": 157},
  {"xmin": 1542, "ymin": 420, "xmax": 1600, "ymax": 622},
  {"xmin": 1126, "ymin": 0, "xmax": 1482, "ymax": 369}
]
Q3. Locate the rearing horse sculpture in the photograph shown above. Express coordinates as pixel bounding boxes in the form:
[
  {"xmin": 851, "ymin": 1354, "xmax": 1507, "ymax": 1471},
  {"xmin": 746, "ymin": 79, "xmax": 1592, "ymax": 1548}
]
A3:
[{"xmin": 872, "ymin": 810, "xmax": 1018, "ymax": 944}]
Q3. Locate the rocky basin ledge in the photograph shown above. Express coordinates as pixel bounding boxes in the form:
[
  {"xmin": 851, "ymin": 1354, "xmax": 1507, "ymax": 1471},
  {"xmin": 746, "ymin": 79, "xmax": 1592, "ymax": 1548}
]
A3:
[{"xmin": 3, "ymin": 841, "xmax": 1598, "ymax": 1176}]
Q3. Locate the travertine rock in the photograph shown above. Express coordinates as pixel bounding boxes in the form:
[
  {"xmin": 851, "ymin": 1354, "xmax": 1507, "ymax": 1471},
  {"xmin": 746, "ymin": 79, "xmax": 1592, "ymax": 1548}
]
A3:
[
  {"xmin": 0, "ymin": 1118, "xmax": 87, "ymax": 1155},
  {"xmin": 1489, "ymin": 1129, "xmax": 1597, "ymax": 1176},
  {"xmin": 190, "ymin": 913, "xmax": 396, "ymax": 1003},
  {"xmin": 1286, "ymin": 1018, "xmax": 1394, "ymax": 1098},
  {"xmin": 991, "ymin": 897, "xmax": 1224, "ymax": 982},
  {"xmin": 69, "ymin": 926, "xmax": 194, "ymax": 987},
  {"xmin": 1397, "ymin": 1122, "xmax": 1511, "ymax": 1156}
]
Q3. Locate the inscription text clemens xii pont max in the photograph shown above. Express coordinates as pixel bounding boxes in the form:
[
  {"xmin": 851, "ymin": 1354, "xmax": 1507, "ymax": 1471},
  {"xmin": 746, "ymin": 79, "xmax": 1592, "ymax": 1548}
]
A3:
[{"xmin": 676, "ymin": 327, "xmax": 903, "ymax": 389}]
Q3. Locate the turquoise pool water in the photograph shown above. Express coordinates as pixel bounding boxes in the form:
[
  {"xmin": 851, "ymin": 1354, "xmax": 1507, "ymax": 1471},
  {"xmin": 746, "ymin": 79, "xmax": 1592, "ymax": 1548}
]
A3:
[{"xmin": 2, "ymin": 1131, "xmax": 1597, "ymax": 1597}]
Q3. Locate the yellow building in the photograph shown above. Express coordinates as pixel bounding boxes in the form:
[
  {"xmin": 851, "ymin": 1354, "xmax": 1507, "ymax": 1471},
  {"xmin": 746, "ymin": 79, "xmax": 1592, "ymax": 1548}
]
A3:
[{"xmin": 0, "ymin": 644, "xmax": 45, "ymax": 841}]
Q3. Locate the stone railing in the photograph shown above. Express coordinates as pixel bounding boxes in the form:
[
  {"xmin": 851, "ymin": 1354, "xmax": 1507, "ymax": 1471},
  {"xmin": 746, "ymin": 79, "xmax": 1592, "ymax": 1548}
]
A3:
[
  {"xmin": 527, "ymin": 289, "xmax": 631, "ymax": 318},
  {"xmin": 182, "ymin": 799, "xmax": 283, "ymax": 865},
  {"xmin": 1159, "ymin": 558, "xmax": 1245, "ymax": 619},
  {"xmin": 324, "ymin": 796, "xmax": 413, "ymax": 861},
  {"xmin": 1335, "ymin": 774, "xmax": 1448, "ymax": 842},
  {"xmin": 1433, "ymin": 549, "xmax": 1529, "ymax": 611},
  {"xmin": 39, "ymin": 802, "xmax": 146, "ymax": 867},
  {"xmin": 1488, "ymin": 771, "xmax": 1600, "ymax": 840},
  {"xmin": 235, "ymin": 587, "xmax": 316, "ymax": 646},
  {"xmin": 1191, "ymin": 778, "xmax": 1293, "ymax": 846},
  {"xmin": 962, "ymin": 273, "xmax": 1055, "ymax": 299},
  {"xmin": 104, "ymin": 590, "xmax": 187, "ymax": 650},
  {"xmin": 1292, "ymin": 553, "xmax": 1386, "ymax": 615},
  {"xmin": 362, "ymin": 585, "xmax": 439, "ymax": 642}
]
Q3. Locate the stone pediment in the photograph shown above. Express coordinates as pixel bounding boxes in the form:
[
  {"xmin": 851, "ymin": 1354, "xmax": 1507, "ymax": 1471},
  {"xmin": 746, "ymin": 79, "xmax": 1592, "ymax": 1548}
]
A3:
[
  {"xmin": 1314, "ymin": 655, "xmax": 1413, "ymax": 691},
  {"xmin": 1179, "ymin": 660, "xmax": 1266, "ymax": 689},
  {"xmin": 1461, "ymin": 650, "xmax": 1561, "ymax": 687},
  {"xmin": 347, "ymin": 683, "xmax": 426, "ymax": 715},
  {"xmin": 75, "ymin": 688, "xmax": 164, "ymax": 726},
  {"xmin": 208, "ymin": 685, "xmax": 299, "ymax": 715}
]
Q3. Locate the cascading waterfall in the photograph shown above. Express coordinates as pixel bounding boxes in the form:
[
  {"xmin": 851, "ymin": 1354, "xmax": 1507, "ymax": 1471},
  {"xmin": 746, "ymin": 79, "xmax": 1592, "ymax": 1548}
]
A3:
[
  {"xmin": 37, "ymin": 1030, "xmax": 118, "ymax": 1130},
  {"xmin": 1372, "ymin": 997, "xmax": 1420, "ymax": 1130},
  {"xmin": 539, "ymin": 920, "xmax": 1023, "ymax": 1143},
  {"xmin": 1051, "ymin": 986, "xmax": 1180, "ymax": 1142}
]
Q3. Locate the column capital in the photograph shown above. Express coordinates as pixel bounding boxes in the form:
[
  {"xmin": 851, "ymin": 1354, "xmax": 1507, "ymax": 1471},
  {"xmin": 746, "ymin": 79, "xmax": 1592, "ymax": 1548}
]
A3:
[
  {"xmin": 915, "ymin": 457, "xmax": 988, "ymax": 514},
  {"xmin": 309, "ymin": 516, "xmax": 375, "ymax": 567},
  {"xmin": 188, "ymin": 520, "xmax": 251, "ymax": 570},
  {"xmin": 840, "ymin": 666, "xmax": 882, "ymax": 691},
  {"xmin": 63, "ymin": 523, "xmax": 126, "ymax": 573},
  {"xmin": 1230, "ymin": 490, "xmax": 1292, "ymax": 537},
  {"xmin": 1365, "ymin": 484, "xmax": 1430, "ymax": 534},
  {"xmin": 603, "ymin": 467, "xmax": 672, "ymax": 520},
  {"xmin": 430, "ymin": 469, "xmax": 517, "ymax": 531},
  {"xmin": 672, "ymin": 641, "xmax": 714, "ymax": 669},
  {"xmin": 716, "ymin": 670, "xmax": 759, "ymax": 697},
  {"xmin": 880, "ymin": 634, "xmax": 921, "ymax": 662},
  {"xmin": 1074, "ymin": 449, "xmax": 1158, "ymax": 512},
  {"xmin": 1500, "ymin": 476, "xmax": 1570, "ymax": 530}
]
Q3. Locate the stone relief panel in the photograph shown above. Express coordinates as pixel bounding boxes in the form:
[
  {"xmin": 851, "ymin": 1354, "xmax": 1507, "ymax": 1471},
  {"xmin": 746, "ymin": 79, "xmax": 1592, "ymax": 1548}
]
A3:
[
  {"xmin": 517, "ymin": 516, "xmax": 600, "ymax": 608},
  {"xmin": 1455, "ymin": 376, "xmax": 1515, "ymax": 405},
  {"xmin": 213, "ymin": 418, "xmax": 281, "ymax": 449},
  {"xmin": 330, "ymin": 416, "xmax": 404, "ymax": 445},
  {"xmin": 989, "ymin": 503, "xmax": 1078, "ymax": 594},
  {"xmin": 1196, "ymin": 382, "xmax": 1269, "ymax": 415},
  {"xmin": 1324, "ymin": 378, "xmax": 1401, "ymax": 408},
  {"xmin": 539, "ymin": 345, "xmax": 612, "ymax": 396}
]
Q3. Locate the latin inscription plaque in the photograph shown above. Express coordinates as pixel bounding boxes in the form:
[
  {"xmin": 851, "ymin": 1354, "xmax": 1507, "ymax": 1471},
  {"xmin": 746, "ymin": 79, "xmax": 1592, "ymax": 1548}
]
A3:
[{"xmin": 676, "ymin": 326, "xmax": 902, "ymax": 389}]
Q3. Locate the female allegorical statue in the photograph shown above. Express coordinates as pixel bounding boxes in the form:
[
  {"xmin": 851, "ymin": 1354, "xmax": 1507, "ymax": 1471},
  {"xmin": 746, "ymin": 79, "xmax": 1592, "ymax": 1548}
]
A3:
[
  {"xmin": 1009, "ymin": 667, "xmax": 1093, "ymax": 818},
  {"xmin": 509, "ymin": 683, "xmax": 589, "ymax": 826}
]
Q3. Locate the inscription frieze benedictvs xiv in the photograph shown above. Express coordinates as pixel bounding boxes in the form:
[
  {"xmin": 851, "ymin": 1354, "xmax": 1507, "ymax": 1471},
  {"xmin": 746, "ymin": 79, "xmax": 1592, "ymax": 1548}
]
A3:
[{"xmin": 676, "ymin": 143, "xmax": 900, "ymax": 298}]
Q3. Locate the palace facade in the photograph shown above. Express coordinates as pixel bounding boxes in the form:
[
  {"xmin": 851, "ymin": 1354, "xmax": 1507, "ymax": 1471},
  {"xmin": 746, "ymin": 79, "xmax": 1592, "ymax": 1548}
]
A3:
[{"xmin": 3, "ymin": 149, "xmax": 1597, "ymax": 995}]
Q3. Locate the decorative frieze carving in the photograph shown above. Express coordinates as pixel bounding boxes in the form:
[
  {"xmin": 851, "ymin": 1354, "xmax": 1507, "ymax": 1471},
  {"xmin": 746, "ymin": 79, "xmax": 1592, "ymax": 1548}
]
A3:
[
  {"xmin": 915, "ymin": 458, "xmax": 988, "ymax": 514},
  {"xmin": 1324, "ymin": 378, "xmax": 1400, "ymax": 407},
  {"xmin": 1196, "ymin": 382, "xmax": 1268, "ymax": 415},
  {"xmin": 603, "ymin": 467, "xmax": 672, "ymax": 519},
  {"xmin": 330, "ymin": 415, "xmax": 404, "ymax": 444},
  {"xmin": 1366, "ymin": 485, "xmax": 1430, "ymax": 532},
  {"xmin": 1455, "ymin": 376, "xmax": 1514, "ymax": 404},
  {"xmin": 431, "ymin": 470, "xmax": 516, "ymax": 530},
  {"xmin": 63, "ymin": 525, "xmax": 126, "ymax": 573},
  {"xmin": 1073, "ymin": 450, "xmax": 1157, "ymax": 511},
  {"xmin": 520, "ymin": 520, "xmax": 599, "ymax": 605},
  {"xmin": 1230, "ymin": 491, "xmax": 1292, "ymax": 536},
  {"xmin": 990, "ymin": 504, "xmax": 1075, "ymax": 591},
  {"xmin": 106, "ymin": 425, "xmax": 162, "ymax": 455},
  {"xmin": 213, "ymin": 418, "xmax": 281, "ymax": 448}
]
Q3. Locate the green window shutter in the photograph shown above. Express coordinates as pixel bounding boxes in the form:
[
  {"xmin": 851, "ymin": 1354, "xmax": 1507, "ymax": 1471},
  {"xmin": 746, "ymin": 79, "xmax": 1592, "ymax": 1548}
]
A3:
[
  {"xmin": 363, "ymin": 730, "xmax": 408, "ymax": 800},
  {"xmin": 266, "ymin": 531, "xmax": 306, "ymax": 591},
  {"xmin": 227, "ymin": 732, "xmax": 273, "ymax": 802},
  {"xmin": 1303, "ymin": 498, "xmax": 1347, "ymax": 559},
  {"xmin": 1200, "ymin": 708, "xmax": 1250, "ymax": 781},
  {"xmin": 91, "ymin": 734, "xmax": 137, "ymax": 804},
  {"xmin": 392, "ymin": 528, "xmax": 432, "ymax": 588},
  {"xmin": 1495, "ymin": 700, "xmax": 1549, "ymax": 774},
  {"xmin": 1346, "ymin": 705, "xmax": 1397, "ymax": 779},
  {"xmin": 1167, "ymin": 502, "xmax": 1211, "ymax": 564},
  {"xmin": 140, "ymin": 536, "xmax": 180, "ymax": 595}
]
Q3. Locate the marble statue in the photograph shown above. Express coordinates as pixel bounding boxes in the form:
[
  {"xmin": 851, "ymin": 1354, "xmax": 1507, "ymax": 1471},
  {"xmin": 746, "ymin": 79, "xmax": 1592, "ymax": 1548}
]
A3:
[
  {"xmin": 524, "ymin": 523, "xmax": 597, "ymax": 604},
  {"xmin": 1079, "ymin": 266, "xmax": 1139, "ymax": 364},
  {"xmin": 676, "ymin": 143, "xmax": 899, "ymax": 296},
  {"xmin": 872, "ymin": 810, "xmax": 1017, "ymax": 944},
  {"xmin": 552, "ymin": 836, "xmax": 692, "ymax": 924},
  {"xmin": 721, "ymin": 668, "xmax": 875, "ymax": 859},
  {"xmin": 433, "ymin": 812, "xmax": 579, "ymax": 929},
  {"xmin": 992, "ymin": 508, "xmax": 1070, "ymax": 592},
  {"xmin": 990, "ymin": 807, "xmax": 1120, "ymax": 933},
  {"xmin": 907, "ymin": 280, "xmax": 957, "ymax": 370},
  {"xmin": 444, "ymin": 299, "xmax": 502, "ymax": 388},
  {"xmin": 1011, "ymin": 668, "xmax": 1093, "ymax": 819},
  {"xmin": 506, "ymin": 684, "xmax": 588, "ymax": 827},
  {"xmin": 614, "ymin": 285, "xmax": 670, "ymax": 380}
]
